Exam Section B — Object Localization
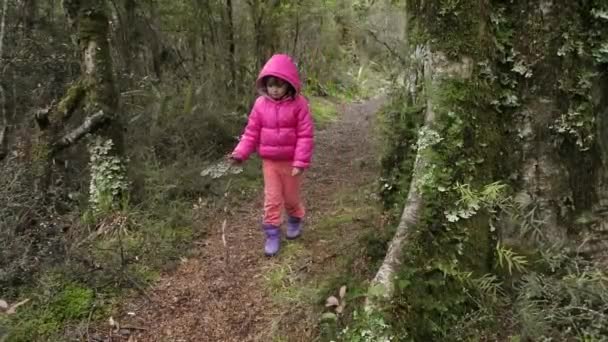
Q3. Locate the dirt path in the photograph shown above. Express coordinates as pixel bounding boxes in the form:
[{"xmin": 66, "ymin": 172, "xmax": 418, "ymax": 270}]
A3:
[{"xmin": 116, "ymin": 98, "xmax": 384, "ymax": 342}]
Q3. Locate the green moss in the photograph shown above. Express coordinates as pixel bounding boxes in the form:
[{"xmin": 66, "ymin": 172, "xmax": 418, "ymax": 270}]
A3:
[
  {"xmin": 408, "ymin": 0, "xmax": 491, "ymax": 59},
  {"xmin": 31, "ymin": 136, "xmax": 51, "ymax": 161},
  {"xmin": 378, "ymin": 97, "xmax": 424, "ymax": 215},
  {"xmin": 30, "ymin": 135, "xmax": 52, "ymax": 183},
  {"xmin": 7, "ymin": 282, "xmax": 95, "ymax": 342},
  {"xmin": 53, "ymin": 284, "xmax": 95, "ymax": 320},
  {"xmin": 55, "ymin": 81, "xmax": 86, "ymax": 120}
]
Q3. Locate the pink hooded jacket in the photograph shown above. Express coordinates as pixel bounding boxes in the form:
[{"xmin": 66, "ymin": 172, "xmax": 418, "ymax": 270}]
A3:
[{"xmin": 232, "ymin": 54, "xmax": 314, "ymax": 169}]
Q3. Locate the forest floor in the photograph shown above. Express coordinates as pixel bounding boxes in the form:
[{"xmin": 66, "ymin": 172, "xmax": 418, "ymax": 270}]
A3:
[{"xmin": 104, "ymin": 97, "xmax": 387, "ymax": 341}]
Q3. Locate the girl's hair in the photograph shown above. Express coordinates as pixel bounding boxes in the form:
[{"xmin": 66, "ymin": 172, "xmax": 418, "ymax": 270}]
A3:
[{"xmin": 263, "ymin": 76, "xmax": 296, "ymax": 98}]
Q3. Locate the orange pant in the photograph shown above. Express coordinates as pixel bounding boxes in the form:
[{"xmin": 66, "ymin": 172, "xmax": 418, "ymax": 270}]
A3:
[{"xmin": 262, "ymin": 160, "xmax": 305, "ymax": 226}]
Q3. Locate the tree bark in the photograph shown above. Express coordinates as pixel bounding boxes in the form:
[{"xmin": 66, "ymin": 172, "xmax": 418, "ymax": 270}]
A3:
[
  {"xmin": 0, "ymin": 85, "xmax": 7, "ymax": 161},
  {"xmin": 18, "ymin": 0, "xmax": 36, "ymax": 36},
  {"xmin": 591, "ymin": 71, "xmax": 608, "ymax": 235},
  {"xmin": 33, "ymin": 0, "xmax": 124, "ymax": 202},
  {"xmin": 0, "ymin": 0, "xmax": 8, "ymax": 161},
  {"xmin": 226, "ymin": 0, "xmax": 236, "ymax": 90},
  {"xmin": 292, "ymin": 10, "xmax": 300, "ymax": 57},
  {"xmin": 247, "ymin": 0, "xmax": 282, "ymax": 68}
]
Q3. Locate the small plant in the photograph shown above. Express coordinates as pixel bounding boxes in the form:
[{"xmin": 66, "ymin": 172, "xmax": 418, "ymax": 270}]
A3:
[
  {"xmin": 514, "ymin": 256, "xmax": 608, "ymax": 340},
  {"xmin": 339, "ymin": 310, "xmax": 395, "ymax": 342},
  {"xmin": 89, "ymin": 137, "xmax": 129, "ymax": 214},
  {"xmin": 495, "ymin": 242, "xmax": 528, "ymax": 275},
  {"xmin": 200, "ymin": 159, "xmax": 243, "ymax": 179},
  {"xmin": 444, "ymin": 182, "xmax": 508, "ymax": 223}
]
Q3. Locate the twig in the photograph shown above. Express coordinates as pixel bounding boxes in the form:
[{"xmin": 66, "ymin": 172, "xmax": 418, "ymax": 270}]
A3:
[
  {"xmin": 221, "ymin": 179, "xmax": 232, "ymax": 273},
  {"xmin": 4, "ymin": 298, "xmax": 30, "ymax": 314},
  {"xmin": 221, "ymin": 219, "xmax": 227, "ymax": 248},
  {"xmin": 86, "ymin": 302, "xmax": 96, "ymax": 342},
  {"xmin": 118, "ymin": 221, "xmax": 126, "ymax": 268},
  {"xmin": 365, "ymin": 28, "xmax": 407, "ymax": 66},
  {"xmin": 120, "ymin": 325, "xmax": 148, "ymax": 332}
]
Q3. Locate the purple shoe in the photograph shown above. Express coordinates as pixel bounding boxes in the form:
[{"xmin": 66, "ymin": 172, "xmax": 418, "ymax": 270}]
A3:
[
  {"xmin": 286, "ymin": 216, "xmax": 303, "ymax": 240},
  {"xmin": 263, "ymin": 224, "xmax": 281, "ymax": 256}
]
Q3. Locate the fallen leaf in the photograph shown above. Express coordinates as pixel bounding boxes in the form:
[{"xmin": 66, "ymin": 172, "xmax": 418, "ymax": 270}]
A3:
[
  {"xmin": 6, "ymin": 298, "xmax": 30, "ymax": 315},
  {"xmin": 109, "ymin": 316, "xmax": 121, "ymax": 332},
  {"xmin": 325, "ymin": 296, "xmax": 339, "ymax": 307},
  {"xmin": 336, "ymin": 304, "xmax": 345, "ymax": 314},
  {"xmin": 339, "ymin": 285, "xmax": 347, "ymax": 299}
]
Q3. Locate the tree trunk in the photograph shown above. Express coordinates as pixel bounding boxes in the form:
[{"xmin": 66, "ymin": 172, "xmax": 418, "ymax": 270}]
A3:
[
  {"xmin": 0, "ymin": 85, "xmax": 7, "ymax": 161},
  {"xmin": 248, "ymin": 0, "xmax": 282, "ymax": 68},
  {"xmin": 249, "ymin": 0, "xmax": 265, "ymax": 68},
  {"xmin": 367, "ymin": 0, "xmax": 608, "ymax": 313},
  {"xmin": 0, "ymin": 0, "xmax": 9, "ymax": 161},
  {"xmin": 34, "ymin": 0, "xmax": 126, "ymax": 209},
  {"xmin": 366, "ymin": 47, "xmax": 474, "ymax": 309},
  {"xmin": 292, "ymin": 10, "xmax": 300, "ymax": 57},
  {"xmin": 18, "ymin": 0, "xmax": 36, "ymax": 36},
  {"xmin": 226, "ymin": 0, "xmax": 236, "ymax": 92}
]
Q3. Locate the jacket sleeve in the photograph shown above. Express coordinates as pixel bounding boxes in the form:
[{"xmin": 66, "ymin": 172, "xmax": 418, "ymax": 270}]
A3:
[
  {"xmin": 293, "ymin": 98, "xmax": 315, "ymax": 169},
  {"xmin": 232, "ymin": 101, "xmax": 262, "ymax": 161}
]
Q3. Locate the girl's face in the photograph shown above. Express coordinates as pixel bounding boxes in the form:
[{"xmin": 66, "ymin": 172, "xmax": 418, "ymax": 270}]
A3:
[{"xmin": 266, "ymin": 77, "xmax": 289, "ymax": 100}]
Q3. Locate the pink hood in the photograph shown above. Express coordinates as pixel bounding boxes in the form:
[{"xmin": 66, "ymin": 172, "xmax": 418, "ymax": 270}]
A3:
[{"xmin": 256, "ymin": 54, "xmax": 302, "ymax": 94}]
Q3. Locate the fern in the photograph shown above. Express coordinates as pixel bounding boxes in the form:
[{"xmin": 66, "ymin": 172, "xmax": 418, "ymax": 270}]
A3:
[{"xmin": 495, "ymin": 242, "xmax": 528, "ymax": 274}]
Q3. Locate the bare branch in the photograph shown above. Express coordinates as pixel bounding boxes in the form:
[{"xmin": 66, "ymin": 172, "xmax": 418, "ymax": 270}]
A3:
[
  {"xmin": 53, "ymin": 110, "xmax": 108, "ymax": 152},
  {"xmin": 366, "ymin": 28, "xmax": 407, "ymax": 66}
]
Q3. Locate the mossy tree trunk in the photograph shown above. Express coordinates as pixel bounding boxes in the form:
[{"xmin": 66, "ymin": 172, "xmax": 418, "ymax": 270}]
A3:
[
  {"xmin": 498, "ymin": 0, "xmax": 608, "ymax": 250},
  {"xmin": 367, "ymin": 0, "xmax": 485, "ymax": 309},
  {"xmin": 369, "ymin": 0, "xmax": 608, "ymax": 315},
  {"xmin": 34, "ymin": 0, "xmax": 126, "ymax": 210}
]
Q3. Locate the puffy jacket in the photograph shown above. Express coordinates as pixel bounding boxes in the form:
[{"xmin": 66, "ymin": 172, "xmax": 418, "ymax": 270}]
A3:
[{"xmin": 232, "ymin": 54, "xmax": 314, "ymax": 169}]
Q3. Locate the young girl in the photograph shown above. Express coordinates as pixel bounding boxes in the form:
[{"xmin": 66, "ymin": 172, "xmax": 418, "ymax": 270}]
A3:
[{"xmin": 229, "ymin": 54, "xmax": 314, "ymax": 256}]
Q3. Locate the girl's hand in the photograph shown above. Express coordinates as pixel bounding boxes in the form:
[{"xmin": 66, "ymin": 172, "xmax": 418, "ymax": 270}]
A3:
[
  {"xmin": 291, "ymin": 167, "xmax": 303, "ymax": 176},
  {"xmin": 227, "ymin": 153, "xmax": 243, "ymax": 165}
]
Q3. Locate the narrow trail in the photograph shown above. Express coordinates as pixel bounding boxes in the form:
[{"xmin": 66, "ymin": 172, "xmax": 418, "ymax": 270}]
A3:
[{"xmin": 117, "ymin": 98, "xmax": 384, "ymax": 342}]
